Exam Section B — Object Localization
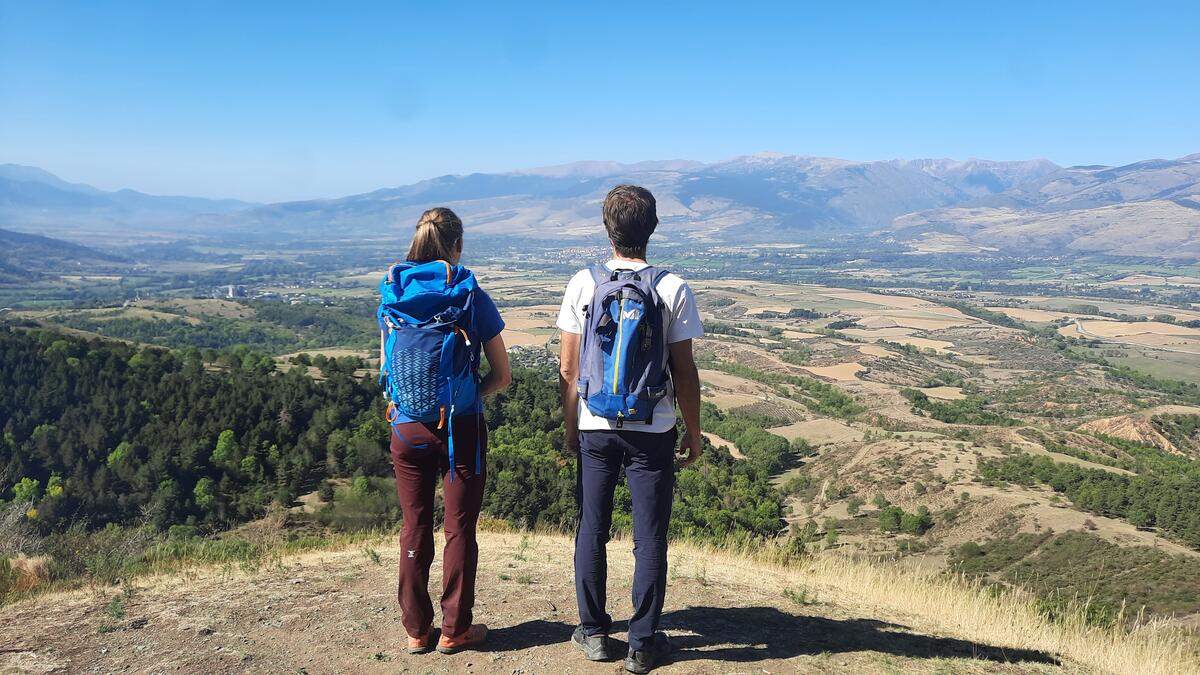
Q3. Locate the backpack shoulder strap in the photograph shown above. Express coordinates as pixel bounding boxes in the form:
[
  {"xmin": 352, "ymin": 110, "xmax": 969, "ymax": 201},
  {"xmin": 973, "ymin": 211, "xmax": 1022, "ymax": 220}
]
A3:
[
  {"xmin": 587, "ymin": 264, "xmax": 609, "ymax": 287},
  {"xmin": 651, "ymin": 268, "xmax": 670, "ymax": 288}
]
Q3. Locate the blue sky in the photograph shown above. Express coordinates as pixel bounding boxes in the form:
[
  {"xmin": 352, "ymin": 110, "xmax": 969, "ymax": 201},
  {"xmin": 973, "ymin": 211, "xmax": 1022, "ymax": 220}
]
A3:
[{"xmin": 1, "ymin": 1, "xmax": 1197, "ymax": 202}]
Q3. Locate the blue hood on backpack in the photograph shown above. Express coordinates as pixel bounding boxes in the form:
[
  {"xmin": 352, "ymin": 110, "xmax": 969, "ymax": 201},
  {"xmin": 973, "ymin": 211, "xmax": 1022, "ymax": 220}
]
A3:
[{"xmin": 379, "ymin": 260, "xmax": 478, "ymax": 325}]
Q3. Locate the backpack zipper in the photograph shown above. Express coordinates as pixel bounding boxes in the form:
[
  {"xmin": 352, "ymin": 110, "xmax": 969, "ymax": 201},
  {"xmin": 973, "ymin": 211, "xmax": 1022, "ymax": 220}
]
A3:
[{"xmin": 613, "ymin": 298, "xmax": 626, "ymax": 394}]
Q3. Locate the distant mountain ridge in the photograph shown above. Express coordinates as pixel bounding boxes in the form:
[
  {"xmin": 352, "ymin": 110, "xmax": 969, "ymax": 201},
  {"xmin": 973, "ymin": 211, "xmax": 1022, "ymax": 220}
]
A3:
[
  {"xmin": 2, "ymin": 153, "xmax": 1198, "ymax": 258},
  {"xmin": 891, "ymin": 154, "xmax": 1200, "ymax": 258},
  {"xmin": 223, "ymin": 153, "xmax": 1062, "ymax": 242},
  {"xmin": 0, "ymin": 164, "xmax": 255, "ymax": 227}
]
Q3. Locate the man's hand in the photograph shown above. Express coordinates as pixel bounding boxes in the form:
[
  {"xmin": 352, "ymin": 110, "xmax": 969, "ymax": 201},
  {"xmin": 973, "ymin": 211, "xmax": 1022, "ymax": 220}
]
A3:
[
  {"xmin": 564, "ymin": 427, "xmax": 580, "ymax": 457},
  {"xmin": 676, "ymin": 432, "xmax": 702, "ymax": 468}
]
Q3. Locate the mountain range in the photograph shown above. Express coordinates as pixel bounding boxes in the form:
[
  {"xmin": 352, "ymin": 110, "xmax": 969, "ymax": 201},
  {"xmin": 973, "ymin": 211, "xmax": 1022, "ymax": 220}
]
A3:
[
  {"xmin": 0, "ymin": 164, "xmax": 253, "ymax": 223},
  {"xmin": 2, "ymin": 153, "xmax": 1198, "ymax": 258}
]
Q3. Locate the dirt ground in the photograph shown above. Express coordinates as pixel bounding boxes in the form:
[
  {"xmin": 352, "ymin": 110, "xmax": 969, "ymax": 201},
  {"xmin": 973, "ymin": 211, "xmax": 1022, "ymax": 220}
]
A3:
[{"xmin": 0, "ymin": 532, "xmax": 1069, "ymax": 675}]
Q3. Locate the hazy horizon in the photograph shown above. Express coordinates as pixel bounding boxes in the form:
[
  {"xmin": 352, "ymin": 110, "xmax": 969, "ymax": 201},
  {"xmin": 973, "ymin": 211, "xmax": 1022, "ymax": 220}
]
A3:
[{"xmin": 8, "ymin": 149, "xmax": 1200, "ymax": 206}]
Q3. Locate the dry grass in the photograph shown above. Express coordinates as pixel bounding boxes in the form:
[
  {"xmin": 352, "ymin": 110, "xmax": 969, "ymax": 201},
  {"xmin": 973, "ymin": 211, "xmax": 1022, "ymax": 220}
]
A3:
[
  {"xmin": 680, "ymin": 537, "xmax": 1200, "ymax": 675},
  {"xmin": 0, "ymin": 498, "xmax": 39, "ymax": 558},
  {"xmin": 227, "ymin": 504, "xmax": 290, "ymax": 550},
  {"xmin": 7, "ymin": 556, "xmax": 50, "ymax": 592}
]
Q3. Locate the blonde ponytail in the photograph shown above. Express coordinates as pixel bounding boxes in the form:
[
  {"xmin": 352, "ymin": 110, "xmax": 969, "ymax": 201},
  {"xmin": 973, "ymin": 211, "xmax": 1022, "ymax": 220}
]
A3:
[{"xmin": 406, "ymin": 207, "xmax": 464, "ymax": 263}]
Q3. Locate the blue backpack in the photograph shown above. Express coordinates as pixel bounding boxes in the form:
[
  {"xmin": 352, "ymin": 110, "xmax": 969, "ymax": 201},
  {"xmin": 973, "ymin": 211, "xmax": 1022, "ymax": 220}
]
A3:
[
  {"xmin": 577, "ymin": 265, "xmax": 671, "ymax": 427},
  {"xmin": 378, "ymin": 260, "xmax": 482, "ymax": 476}
]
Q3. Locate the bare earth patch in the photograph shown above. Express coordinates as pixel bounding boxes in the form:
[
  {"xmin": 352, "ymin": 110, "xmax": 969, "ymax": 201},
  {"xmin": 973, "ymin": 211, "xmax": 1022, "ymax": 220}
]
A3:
[
  {"xmin": 802, "ymin": 362, "xmax": 867, "ymax": 381},
  {"xmin": 857, "ymin": 344, "xmax": 897, "ymax": 358},
  {"xmin": 771, "ymin": 419, "xmax": 865, "ymax": 445},
  {"xmin": 498, "ymin": 330, "xmax": 548, "ymax": 347},
  {"xmin": 920, "ymin": 386, "xmax": 966, "ymax": 401}
]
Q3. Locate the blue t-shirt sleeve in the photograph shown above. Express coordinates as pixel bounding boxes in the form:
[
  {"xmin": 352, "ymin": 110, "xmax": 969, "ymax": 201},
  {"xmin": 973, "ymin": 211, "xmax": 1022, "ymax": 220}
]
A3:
[{"xmin": 473, "ymin": 289, "xmax": 505, "ymax": 342}]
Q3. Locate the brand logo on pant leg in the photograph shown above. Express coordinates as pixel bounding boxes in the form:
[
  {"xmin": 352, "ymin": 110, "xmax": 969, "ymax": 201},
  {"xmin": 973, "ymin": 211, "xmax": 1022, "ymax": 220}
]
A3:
[{"xmin": 407, "ymin": 550, "xmax": 416, "ymax": 558}]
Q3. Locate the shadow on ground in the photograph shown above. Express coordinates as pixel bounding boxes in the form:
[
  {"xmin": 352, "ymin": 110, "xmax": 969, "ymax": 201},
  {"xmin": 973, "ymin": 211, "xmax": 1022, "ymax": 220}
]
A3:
[
  {"xmin": 488, "ymin": 607, "xmax": 1060, "ymax": 667},
  {"xmin": 487, "ymin": 619, "xmax": 582, "ymax": 652},
  {"xmin": 661, "ymin": 606, "xmax": 1060, "ymax": 666}
]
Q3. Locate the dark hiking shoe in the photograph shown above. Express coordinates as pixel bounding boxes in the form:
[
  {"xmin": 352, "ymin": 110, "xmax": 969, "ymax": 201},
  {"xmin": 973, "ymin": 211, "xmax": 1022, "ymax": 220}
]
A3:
[
  {"xmin": 625, "ymin": 632, "xmax": 671, "ymax": 673},
  {"xmin": 572, "ymin": 625, "xmax": 614, "ymax": 661}
]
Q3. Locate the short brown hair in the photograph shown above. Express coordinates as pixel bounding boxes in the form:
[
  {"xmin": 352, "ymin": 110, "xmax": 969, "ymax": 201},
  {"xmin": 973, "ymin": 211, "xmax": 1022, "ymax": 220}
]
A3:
[
  {"xmin": 602, "ymin": 185, "xmax": 658, "ymax": 258},
  {"xmin": 407, "ymin": 207, "xmax": 463, "ymax": 263}
]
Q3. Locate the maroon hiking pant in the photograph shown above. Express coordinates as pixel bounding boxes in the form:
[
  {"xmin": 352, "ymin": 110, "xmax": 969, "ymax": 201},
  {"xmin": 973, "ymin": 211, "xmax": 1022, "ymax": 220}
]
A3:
[{"xmin": 389, "ymin": 413, "xmax": 487, "ymax": 638}]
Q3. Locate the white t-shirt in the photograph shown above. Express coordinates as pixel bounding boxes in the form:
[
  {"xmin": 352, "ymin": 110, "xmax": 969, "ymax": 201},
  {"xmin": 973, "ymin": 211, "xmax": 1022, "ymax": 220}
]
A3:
[{"xmin": 556, "ymin": 260, "xmax": 704, "ymax": 433}]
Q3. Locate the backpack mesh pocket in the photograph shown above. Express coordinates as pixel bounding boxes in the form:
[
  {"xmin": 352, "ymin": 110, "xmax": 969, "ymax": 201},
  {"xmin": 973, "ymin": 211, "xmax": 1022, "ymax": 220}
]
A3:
[{"xmin": 387, "ymin": 330, "xmax": 443, "ymax": 417}]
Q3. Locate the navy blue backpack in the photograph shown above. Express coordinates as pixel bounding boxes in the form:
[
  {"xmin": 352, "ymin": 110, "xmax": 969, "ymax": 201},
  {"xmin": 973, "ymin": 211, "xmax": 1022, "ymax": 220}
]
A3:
[
  {"xmin": 577, "ymin": 265, "xmax": 671, "ymax": 427},
  {"xmin": 378, "ymin": 260, "xmax": 482, "ymax": 476}
]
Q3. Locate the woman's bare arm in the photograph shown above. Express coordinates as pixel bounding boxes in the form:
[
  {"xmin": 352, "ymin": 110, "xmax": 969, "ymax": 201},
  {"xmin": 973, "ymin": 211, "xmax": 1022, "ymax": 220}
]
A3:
[{"xmin": 479, "ymin": 333, "xmax": 512, "ymax": 397}]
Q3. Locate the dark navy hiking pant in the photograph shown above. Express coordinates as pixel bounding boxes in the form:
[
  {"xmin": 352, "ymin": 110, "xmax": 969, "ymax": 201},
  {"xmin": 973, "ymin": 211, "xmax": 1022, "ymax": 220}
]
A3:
[{"xmin": 575, "ymin": 427, "xmax": 677, "ymax": 652}]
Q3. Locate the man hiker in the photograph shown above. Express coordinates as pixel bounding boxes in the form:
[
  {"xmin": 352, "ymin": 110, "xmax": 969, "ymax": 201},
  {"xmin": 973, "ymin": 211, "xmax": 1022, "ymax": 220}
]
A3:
[{"xmin": 557, "ymin": 184, "xmax": 704, "ymax": 673}]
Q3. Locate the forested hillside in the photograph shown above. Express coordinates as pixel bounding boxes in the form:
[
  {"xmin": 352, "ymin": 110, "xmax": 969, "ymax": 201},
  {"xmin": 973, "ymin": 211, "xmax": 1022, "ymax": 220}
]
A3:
[
  {"xmin": 0, "ymin": 328, "xmax": 792, "ymax": 544},
  {"xmin": 0, "ymin": 328, "xmax": 381, "ymax": 529}
]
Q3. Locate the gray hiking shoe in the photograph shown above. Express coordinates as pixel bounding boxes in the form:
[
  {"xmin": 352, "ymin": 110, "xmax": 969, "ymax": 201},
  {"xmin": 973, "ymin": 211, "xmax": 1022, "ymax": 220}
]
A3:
[
  {"xmin": 625, "ymin": 632, "xmax": 671, "ymax": 674},
  {"xmin": 572, "ymin": 625, "xmax": 615, "ymax": 661}
]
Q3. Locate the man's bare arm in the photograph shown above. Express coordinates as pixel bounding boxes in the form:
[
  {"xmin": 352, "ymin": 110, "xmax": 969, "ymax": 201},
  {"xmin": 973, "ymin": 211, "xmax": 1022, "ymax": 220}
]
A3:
[
  {"xmin": 668, "ymin": 339, "xmax": 702, "ymax": 467},
  {"xmin": 559, "ymin": 331, "xmax": 581, "ymax": 456}
]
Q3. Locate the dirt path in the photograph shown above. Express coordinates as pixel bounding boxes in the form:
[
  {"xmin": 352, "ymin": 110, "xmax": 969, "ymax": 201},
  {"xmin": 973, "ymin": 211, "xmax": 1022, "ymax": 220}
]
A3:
[
  {"xmin": 701, "ymin": 432, "xmax": 746, "ymax": 460},
  {"xmin": 0, "ymin": 531, "xmax": 1075, "ymax": 675}
]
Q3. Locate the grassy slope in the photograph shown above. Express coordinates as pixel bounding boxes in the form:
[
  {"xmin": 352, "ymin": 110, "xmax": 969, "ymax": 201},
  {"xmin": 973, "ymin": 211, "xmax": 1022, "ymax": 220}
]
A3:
[{"xmin": 2, "ymin": 530, "xmax": 1196, "ymax": 675}]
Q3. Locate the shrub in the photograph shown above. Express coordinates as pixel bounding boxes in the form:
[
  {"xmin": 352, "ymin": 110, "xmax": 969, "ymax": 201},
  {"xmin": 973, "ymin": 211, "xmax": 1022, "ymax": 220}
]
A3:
[
  {"xmin": 318, "ymin": 480, "xmax": 336, "ymax": 503},
  {"xmin": 878, "ymin": 505, "xmax": 933, "ymax": 535},
  {"xmin": 318, "ymin": 478, "xmax": 401, "ymax": 532},
  {"xmin": 900, "ymin": 507, "xmax": 934, "ymax": 535},
  {"xmin": 878, "ymin": 506, "xmax": 904, "ymax": 532}
]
